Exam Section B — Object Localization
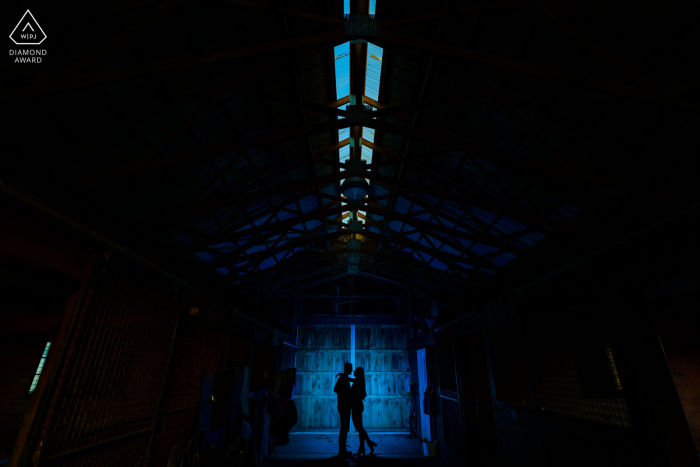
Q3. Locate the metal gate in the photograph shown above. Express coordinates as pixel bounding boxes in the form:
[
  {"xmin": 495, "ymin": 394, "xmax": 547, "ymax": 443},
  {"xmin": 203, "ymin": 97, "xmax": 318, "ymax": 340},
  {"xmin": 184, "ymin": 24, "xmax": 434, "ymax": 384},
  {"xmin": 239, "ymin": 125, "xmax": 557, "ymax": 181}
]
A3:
[{"xmin": 19, "ymin": 257, "xmax": 180, "ymax": 467}]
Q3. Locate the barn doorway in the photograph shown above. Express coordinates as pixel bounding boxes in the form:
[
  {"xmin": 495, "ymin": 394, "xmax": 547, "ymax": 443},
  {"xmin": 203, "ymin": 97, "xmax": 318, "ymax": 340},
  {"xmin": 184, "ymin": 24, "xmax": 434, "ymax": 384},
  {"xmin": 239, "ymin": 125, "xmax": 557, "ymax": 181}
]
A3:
[{"xmin": 293, "ymin": 324, "xmax": 411, "ymax": 432}]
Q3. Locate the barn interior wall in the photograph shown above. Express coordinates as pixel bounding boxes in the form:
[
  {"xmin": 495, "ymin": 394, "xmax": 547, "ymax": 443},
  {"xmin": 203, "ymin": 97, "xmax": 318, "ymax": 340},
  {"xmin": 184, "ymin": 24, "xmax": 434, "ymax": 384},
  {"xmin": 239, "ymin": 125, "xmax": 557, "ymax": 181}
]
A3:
[
  {"xmin": 293, "ymin": 323, "xmax": 410, "ymax": 432},
  {"xmin": 0, "ymin": 205, "xmax": 287, "ymax": 466},
  {"xmin": 0, "ymin": 207, "xmax": 92, "ymax": 464},
  {"xmin": 413, "ymin": 217, "xmax": 700, "ymax": 467},
  {"xmin": 0, "ymin": 256, "xmax": 79, "ymax": 463},
  {"xmin": 150, "ymin": 308, "xmax": 284, "ymax": 466},
  {"xmin": 647, "ymin": 272, "xmax": 700, "ymax": 454},
  {"xmin": 3, "ymin": 181, "xmax": 698, "ymax": 467},
  {"xmin": 407, "ymin": 344, "xmax": 420, "ymax": 439}
]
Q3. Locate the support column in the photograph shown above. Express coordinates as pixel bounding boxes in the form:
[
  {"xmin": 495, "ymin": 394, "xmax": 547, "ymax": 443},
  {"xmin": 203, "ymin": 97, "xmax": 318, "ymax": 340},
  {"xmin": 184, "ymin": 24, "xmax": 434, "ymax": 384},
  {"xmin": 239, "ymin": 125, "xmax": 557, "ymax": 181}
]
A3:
[
  {"xmin": 350, "ymin": 324, "xmax": 356, "ymax": 434},
  {"xmin": 351, "ymin": 324, "xmax": 356, "ymax": 369},
  {"xmin": 292, "ymin": 280, "xmax": 300, "ymax": 344},
  {"xmin": 407, "ymin": 284, "xmax": 414, "ymax": 340}
]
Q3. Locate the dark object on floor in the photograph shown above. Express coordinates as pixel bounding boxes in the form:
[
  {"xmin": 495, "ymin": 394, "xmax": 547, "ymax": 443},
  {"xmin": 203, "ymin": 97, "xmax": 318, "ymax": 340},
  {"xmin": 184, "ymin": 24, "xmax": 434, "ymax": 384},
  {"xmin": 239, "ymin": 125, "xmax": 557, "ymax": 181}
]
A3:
[
  {"xmin": 267, "ymin": 368, "xmax": 298, "ymax": 447},
  {"xmin": 168, "ymin": 366, "xmax": 255, "ymax": 467},
  {"xmin": 267, "ymin": 397, "xmax": 298, "ymax": 446}
]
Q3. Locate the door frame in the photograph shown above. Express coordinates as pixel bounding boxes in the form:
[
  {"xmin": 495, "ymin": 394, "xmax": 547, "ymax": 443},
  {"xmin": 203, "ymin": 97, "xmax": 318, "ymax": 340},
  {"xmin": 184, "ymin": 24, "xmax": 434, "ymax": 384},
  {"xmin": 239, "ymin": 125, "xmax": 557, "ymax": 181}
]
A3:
[{"xmin": 417, "ymin": 348, "xmax": 431, "ymax": 442}]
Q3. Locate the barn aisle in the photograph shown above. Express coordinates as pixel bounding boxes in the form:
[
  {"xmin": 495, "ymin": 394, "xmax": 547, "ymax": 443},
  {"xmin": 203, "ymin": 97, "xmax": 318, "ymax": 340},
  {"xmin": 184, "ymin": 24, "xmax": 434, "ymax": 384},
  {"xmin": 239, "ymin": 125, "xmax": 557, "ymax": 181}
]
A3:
[{"xmin": 259, "ymin": 433, "xmax": 446, "ymax": 466}]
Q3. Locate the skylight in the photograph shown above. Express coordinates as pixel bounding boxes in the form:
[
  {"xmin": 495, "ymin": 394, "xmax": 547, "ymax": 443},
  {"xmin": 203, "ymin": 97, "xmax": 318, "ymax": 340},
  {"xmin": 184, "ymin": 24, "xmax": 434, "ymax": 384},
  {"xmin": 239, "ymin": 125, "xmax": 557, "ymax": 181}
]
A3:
[
  {"xmin": 333, "ymin": 17, "xmax": 384, "ymax": 227},
  {"xmin": 365, "ymin": 43, "xmax": 383, "ymax": 101},
  {"xmin": 334, "ymin": 42, "xmax": 350, "ymax": 100},
  {"xmin": 345, "ymin": 0, "xmax": 375, "ymax": 15}
]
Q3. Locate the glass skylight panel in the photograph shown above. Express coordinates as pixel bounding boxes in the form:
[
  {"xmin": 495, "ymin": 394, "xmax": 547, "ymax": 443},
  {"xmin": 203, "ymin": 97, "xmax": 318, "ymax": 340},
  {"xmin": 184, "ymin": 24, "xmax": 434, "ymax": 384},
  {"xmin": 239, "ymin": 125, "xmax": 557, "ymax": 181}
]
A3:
[
  {"xmin": 361, "ymin": 126, "xmax": 375, "ymax": 162},
  {"xmin": 335, "ymin": 41, "xmax": 351, "ymax": 190},
  {"xmin": 334, "ymin": 42, "xmax": 350, "ymax": 100},
  {"xmin": 365, "ymin": 43, "xmax": 383, "ymax": 101},
  {"xmin": 344, "ymin": 0, "xmax": 350, "ymax": 15},
  {"xmin": 363, "ymin": 126, "xmax": 375, "ymax": 143},
  {"xmin": 338, "ymin": 125, "xmax": 350, "ymax": 143},
  {"xmin": 29, "ymin": 342, "xmax": 51, "ymax": 394},
  {"xmin": 369, "ymin": 0, "xmax": 376, "ymax": 14}
]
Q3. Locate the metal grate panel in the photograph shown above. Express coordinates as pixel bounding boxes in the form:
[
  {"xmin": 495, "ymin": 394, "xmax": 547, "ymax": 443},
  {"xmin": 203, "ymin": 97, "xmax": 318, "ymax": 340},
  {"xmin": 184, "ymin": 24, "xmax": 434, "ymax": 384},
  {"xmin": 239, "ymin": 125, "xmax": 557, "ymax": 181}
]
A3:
[
  {"xmin": 161, "ymin": 321, "xmax": 228, "ymax": 414},
  {"xmin": 437, "ymin": 335, "xmax": 457, "ymax": 398},
  {"xmin": 57, "ymin": 433, "xmax": 150, "ymax": 467},
  {"xmin": 527, "ymin": 312, "xmax": 632, "ymax": 429},
  {"xmin": 426, "ymin": 345, "xmax": 439, "ymax": 388},
  {"xmin": 487, "ymin": 323, "xmax": 534, "ymax": 407},
  {"xmin": 226, "ymin": 326, "xmax": 253, "ymax": 370},
  {"xmin": 345, "ymin": 104, "xmax": 374, "ymax": 125},
  {"xmin": 442, "ymin": 398, "xmax": 465, "ymax": 456},
  {"xmin": 35, "ymin": 264, "xmax": 178, "ymax": 464},
  {"xmin": 249, "ymin": 341, "xmax": 277, "ymax": 392},
  {"xmin": 278, "ymin": 343, "xmax": 297, "ymax": 371},
  {"xmin": 344, "ymin": 14, "xmax": 380, "ymax": 35}
]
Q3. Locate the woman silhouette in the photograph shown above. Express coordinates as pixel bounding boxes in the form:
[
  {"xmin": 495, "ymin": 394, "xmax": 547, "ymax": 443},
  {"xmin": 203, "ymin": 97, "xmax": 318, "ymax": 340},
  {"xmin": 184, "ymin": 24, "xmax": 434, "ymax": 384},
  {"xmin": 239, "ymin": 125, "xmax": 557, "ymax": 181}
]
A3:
[{"xmin": 348, "ymin": 367, "xmax": 377, "ymax": 456}]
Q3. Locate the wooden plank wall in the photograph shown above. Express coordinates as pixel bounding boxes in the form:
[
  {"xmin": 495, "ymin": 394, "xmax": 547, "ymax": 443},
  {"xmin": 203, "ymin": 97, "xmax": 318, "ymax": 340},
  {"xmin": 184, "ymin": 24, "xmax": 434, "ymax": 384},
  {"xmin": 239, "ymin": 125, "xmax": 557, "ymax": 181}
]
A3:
[
  {"xmin": 356, "ymin": 325, "xmax": 410, "ymax": 431},
  {"xmin": 294, "ymin": 325, "xmax": 410, "ymax": 431},
  {"xmin": 295, "ymin": 326, "xmax": 351, "ymax": 431}
]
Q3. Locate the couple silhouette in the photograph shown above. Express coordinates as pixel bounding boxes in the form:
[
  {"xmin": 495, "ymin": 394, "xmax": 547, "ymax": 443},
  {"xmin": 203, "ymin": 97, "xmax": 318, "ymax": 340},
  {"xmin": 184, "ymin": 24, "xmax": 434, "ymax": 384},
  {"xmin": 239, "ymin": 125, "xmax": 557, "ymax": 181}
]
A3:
[{"xmin": 334, "ymin": 362, "xmax": 378, "ymax": 457}]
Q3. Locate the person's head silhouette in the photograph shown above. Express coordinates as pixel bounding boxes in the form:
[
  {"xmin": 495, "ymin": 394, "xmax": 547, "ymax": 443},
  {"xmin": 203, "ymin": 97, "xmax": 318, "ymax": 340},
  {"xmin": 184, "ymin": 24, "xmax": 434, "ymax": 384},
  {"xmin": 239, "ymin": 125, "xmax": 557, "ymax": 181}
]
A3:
[{"xmin": 343, "ymin": 362, "xmax": 353, "ymax": 375}]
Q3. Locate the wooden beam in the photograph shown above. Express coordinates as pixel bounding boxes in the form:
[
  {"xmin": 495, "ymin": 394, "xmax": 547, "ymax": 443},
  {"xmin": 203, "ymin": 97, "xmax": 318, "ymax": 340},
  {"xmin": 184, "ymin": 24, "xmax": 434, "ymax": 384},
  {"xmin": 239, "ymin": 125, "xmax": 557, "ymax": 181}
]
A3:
[
  {"xmin": 227, "ymin": 88, "xmax": 348, "ymax": 117},
  {"xmin": 203, "ymin": 230, "xmax": 347, "ymax": 270},
  {"xmin": 373, "ymin": 30, "xmax": 700, "ymax": 112},
  {"xmin": 362, "ymin": 229, "xmax": 497, "ymax": 275},
  {"xmin": 363, "ymin": 204, "xmax": 524, "ymax": 252},
  {"xmin": 75, "ymin": 118, "xmax": 351, "ymax": 185},
  {"xmin": 364, "ymin": 169, "xmax": 570, "ymax": 234},
  {"xmin": 59, "ymin": 0, "xmax": 181, "ymax": 78},
  {"xmin": 363, "ymin": 95, "xmax": 412, "ymax": 124},
  {"xmin": 162, "ymin": 204, "xmax": 346, "ymax": 259},
  {"xmin": 218, "ymin": 0, "xmax": 345, "ymax": 27},
  {"xmin": 124, "ymin": 172, "xmax": 347, "ymax": 232},
  {"xmin": 0, "ymin": 29, "xmax": 347, "ymax": 102},
  {"xmin": 282, "ymin": 314, "xmax": 412, "ymax": 326},
  {"xmin": 536, "ymin": 2, "xmax": 654, "ymax": 90},
  {"xmin": 220, "ymin": 0, "xmax": 532, "ymax": 35},
  {"xmin": 271, "ymin": 294, "xmax": 423, "ymax": 298},
  {"xmin": 354, "ymin": 248, "xmax": 501, "ymax": 291},
  {"xmin": 371, "ymin": 91, "xmax": 486, "ymax": 119},
  {"xmin": 380, "ymin": 1, "xmax": 535, "ymax": 29},
  {"xmin": 216, "ymin": 247, "xmax": 351, "ymax": 289},
  {"xmin": 372, "ymin": 267, "xmax": 488, "ymax": 297}
]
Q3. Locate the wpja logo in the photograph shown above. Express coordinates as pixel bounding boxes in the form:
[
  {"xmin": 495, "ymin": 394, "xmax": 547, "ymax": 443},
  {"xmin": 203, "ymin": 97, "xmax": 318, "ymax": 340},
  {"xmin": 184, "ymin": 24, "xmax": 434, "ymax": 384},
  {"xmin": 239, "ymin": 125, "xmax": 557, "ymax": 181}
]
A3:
[{"xmin": 9, "ymin": 10, "xmax": 47, "ymax": 63}]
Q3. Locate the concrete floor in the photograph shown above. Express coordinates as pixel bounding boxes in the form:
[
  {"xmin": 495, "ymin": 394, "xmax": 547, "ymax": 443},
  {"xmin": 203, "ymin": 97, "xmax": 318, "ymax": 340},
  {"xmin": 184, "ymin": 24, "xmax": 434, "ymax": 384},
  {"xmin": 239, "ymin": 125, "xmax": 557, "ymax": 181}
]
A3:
[{"xmin": 259, "ymin": 433, "xmax": 446, "ymax": 467}]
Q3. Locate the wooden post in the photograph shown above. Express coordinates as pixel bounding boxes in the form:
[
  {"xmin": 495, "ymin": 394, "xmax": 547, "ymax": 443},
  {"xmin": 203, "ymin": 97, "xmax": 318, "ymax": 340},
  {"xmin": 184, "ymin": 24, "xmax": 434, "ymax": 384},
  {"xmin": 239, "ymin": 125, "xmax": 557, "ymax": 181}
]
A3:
[
  {"xmin": 350, "ymin": 325, "xmax": 356, "ymax": 368},
  {"xmin": 407, "ymin": 284, "xmax": 414, "ymax": 340},
  {"xmin": 292, "ymin": 280, "xmax": 302, "ymax": 345},
  {"xmin": 350, "ymin": 324, "xmax": 357, "ymax": 434}
]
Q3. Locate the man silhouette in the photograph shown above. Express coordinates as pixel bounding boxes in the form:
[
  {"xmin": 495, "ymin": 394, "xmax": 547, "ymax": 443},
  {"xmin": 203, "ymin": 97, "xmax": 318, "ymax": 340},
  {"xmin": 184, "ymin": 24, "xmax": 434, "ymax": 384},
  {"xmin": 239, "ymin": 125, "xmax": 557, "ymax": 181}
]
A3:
[{"xmin": 334, "ymin": 362, "xmax": 355, "ymax": 457}]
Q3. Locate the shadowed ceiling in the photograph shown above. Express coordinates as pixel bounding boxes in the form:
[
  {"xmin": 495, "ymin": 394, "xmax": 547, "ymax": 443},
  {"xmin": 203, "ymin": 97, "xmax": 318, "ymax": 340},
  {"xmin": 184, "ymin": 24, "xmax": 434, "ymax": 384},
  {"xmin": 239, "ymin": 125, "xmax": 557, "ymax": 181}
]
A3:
[{"xmin": 1, "ymin": 0, "xmax": 699, "ymax": 305}]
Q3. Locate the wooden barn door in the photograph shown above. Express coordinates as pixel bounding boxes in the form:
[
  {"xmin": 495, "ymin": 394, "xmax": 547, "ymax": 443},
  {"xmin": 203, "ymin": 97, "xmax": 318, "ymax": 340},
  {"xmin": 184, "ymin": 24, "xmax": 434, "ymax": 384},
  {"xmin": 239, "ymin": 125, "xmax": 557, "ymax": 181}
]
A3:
[
  {"xmin": 294, "ymin": 326, "xmax": 351, "ymax": 431},
  {"xmin": 355, "ymin": 325, "xmax": 410, "ymax": 432}
]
